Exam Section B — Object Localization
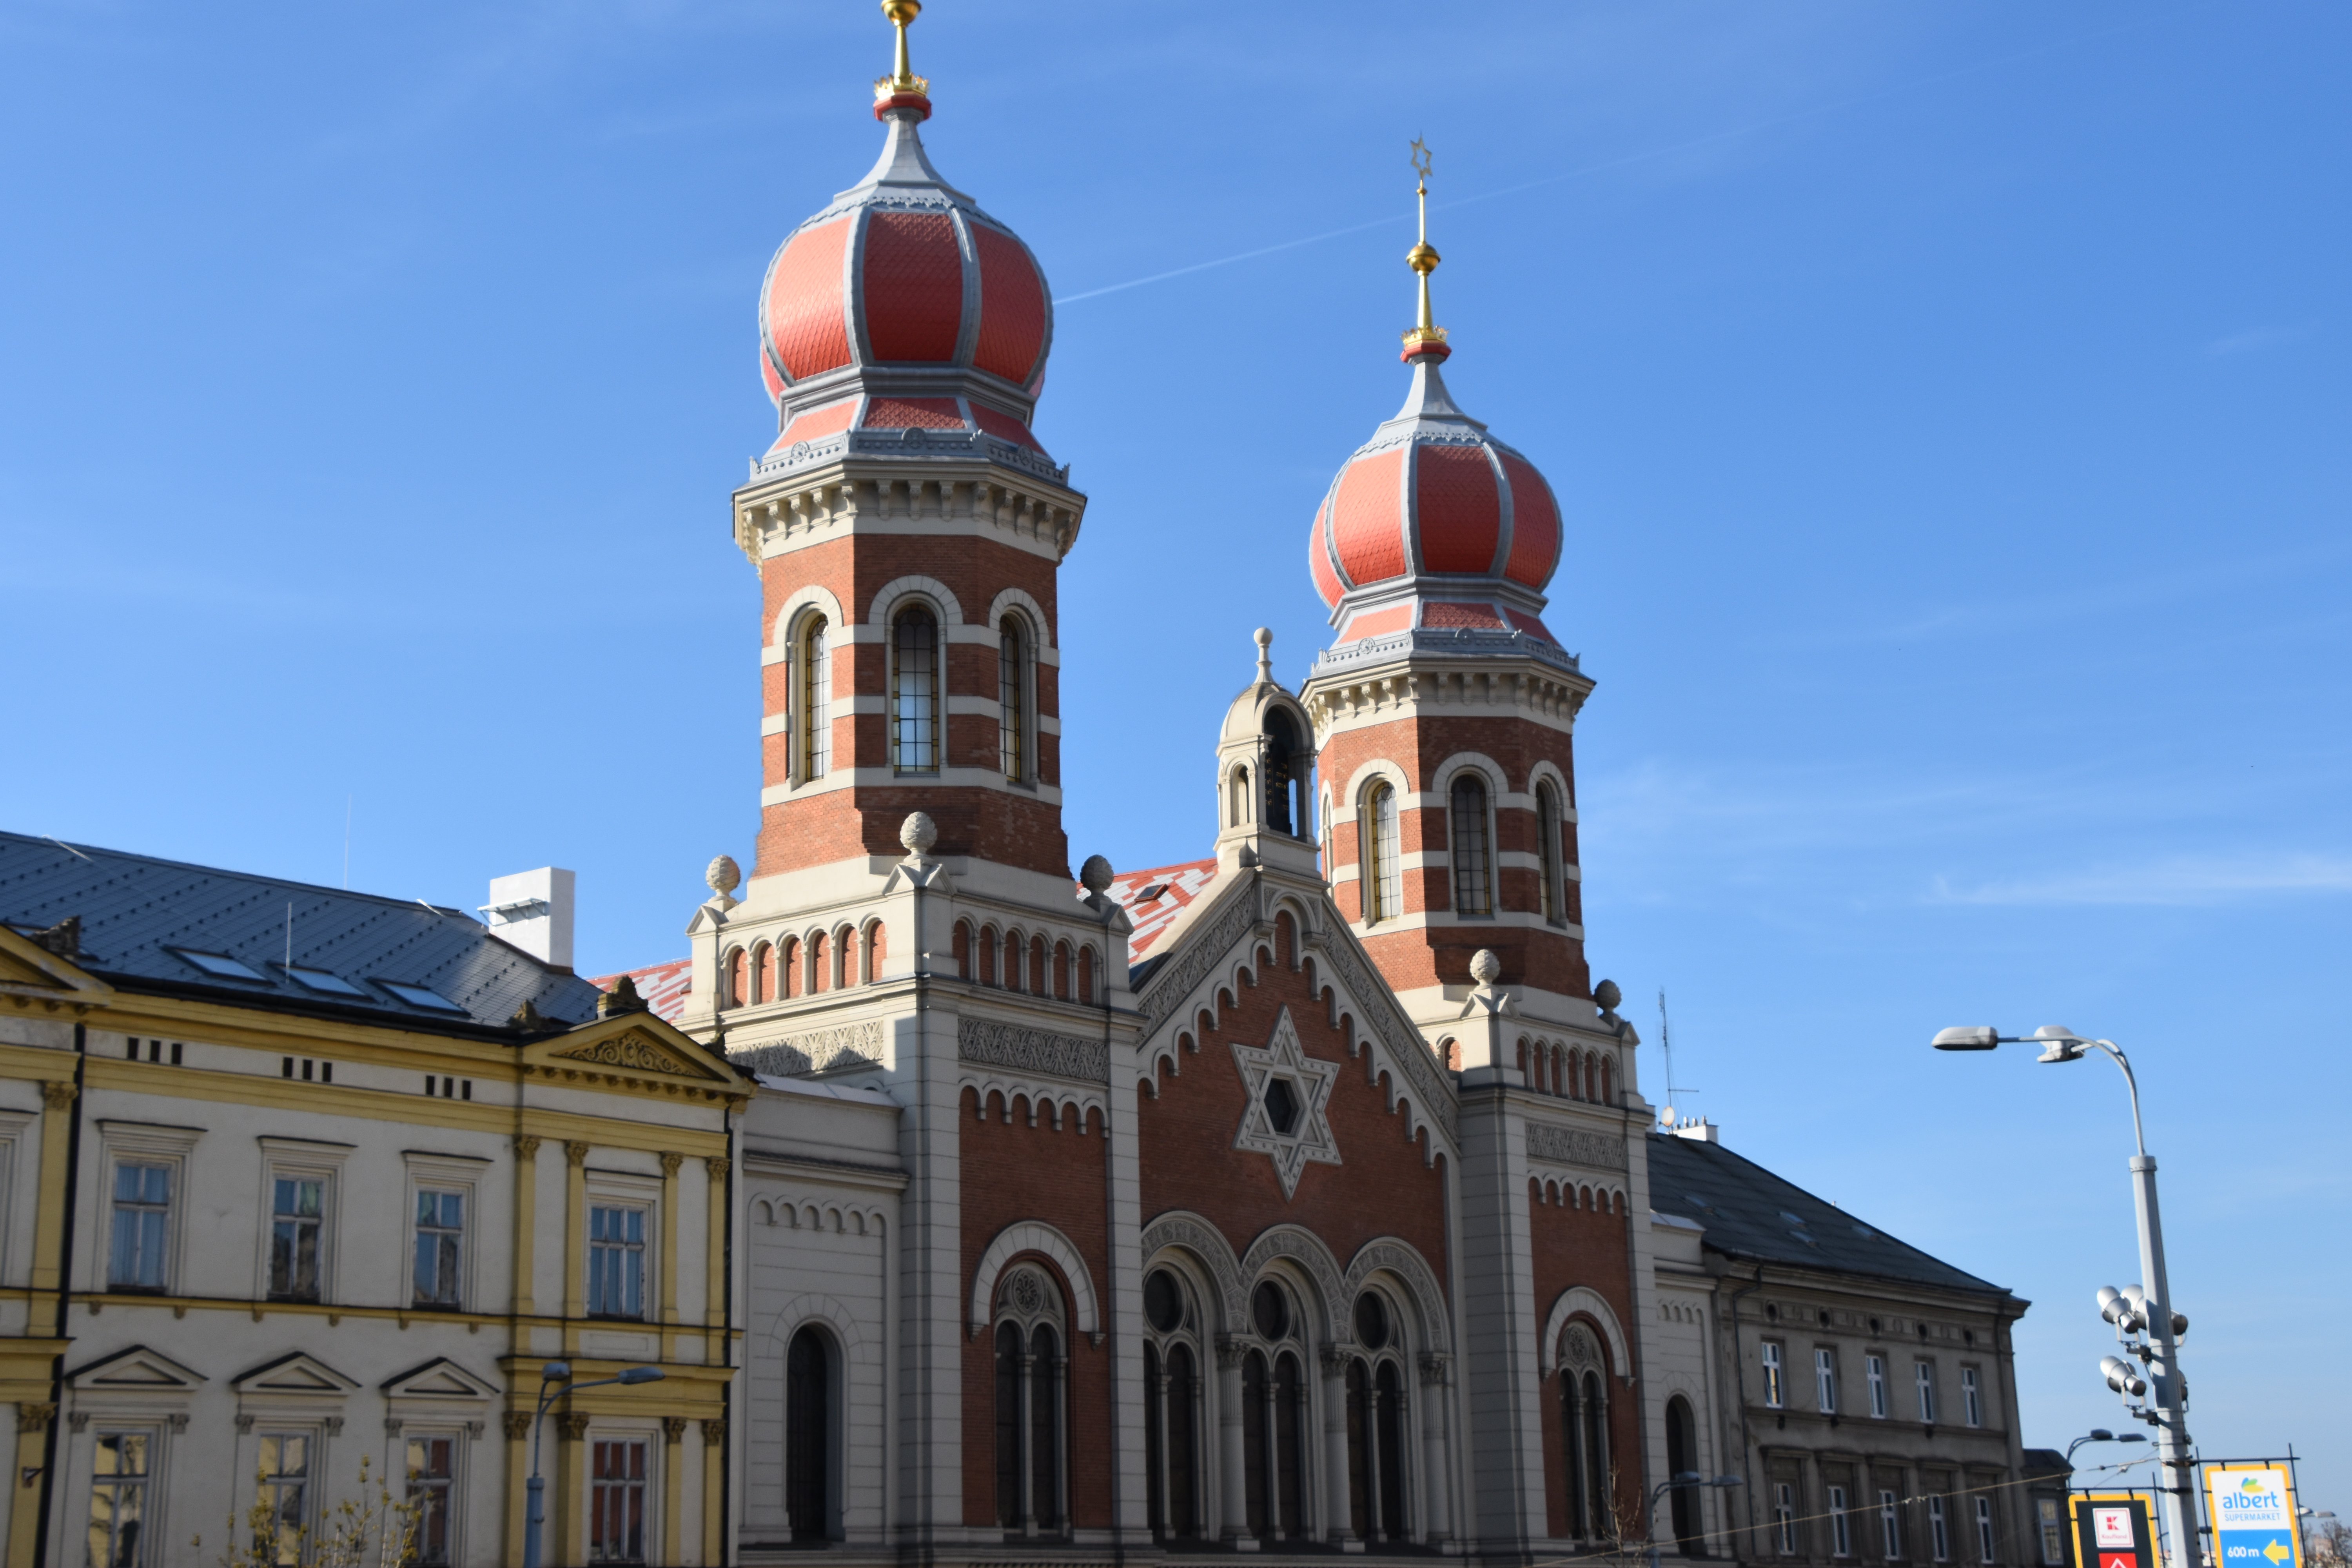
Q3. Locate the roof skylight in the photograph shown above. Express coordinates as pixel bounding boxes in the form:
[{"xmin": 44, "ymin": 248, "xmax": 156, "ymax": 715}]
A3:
[
  {"xmin": 283, "ymin": 965, "xmax": 368, "ymax": 998},
  {"xmin": 173, "ymin": 950, "xmax": 269, "ymax": 982},
  {"xmin": 376, "ymin": 980, "xmax": 466, "ymax": 1014}
]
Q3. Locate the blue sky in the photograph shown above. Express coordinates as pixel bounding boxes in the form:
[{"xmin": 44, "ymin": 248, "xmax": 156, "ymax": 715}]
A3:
[{"xmin": 3, "ymin": 0, "xmax": 2345, "ymax": 1514}]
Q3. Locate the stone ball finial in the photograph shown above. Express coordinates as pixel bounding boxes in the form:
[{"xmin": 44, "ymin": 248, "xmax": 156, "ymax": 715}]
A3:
[
  {"xmin": 1079, "ymin": 854, "xmax": 1114, "ymax": 895},
  {"xmin": 1470, "ymin": 948, "xmax": 1502, "ymax": 986},
  {"xmin": 705, "ymin": 855, "xmax": 742, "ymax": 896},
  {"xmin": 1594, "ymin": 978, "xmax": 1622, "ymax": 1012},
  {"xmin": 900, "ymin": 811, "xmax": 938, "ymax": 857},
  {"xmin": 1253, "ymin": 626, "xmax": 1274, "ymax": 681}
]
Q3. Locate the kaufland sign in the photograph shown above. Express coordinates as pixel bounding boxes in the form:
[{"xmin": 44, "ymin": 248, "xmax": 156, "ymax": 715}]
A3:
[{"xmin": 2207, "ymin": 1467, "xmax": 2300, "ymax": 1568}]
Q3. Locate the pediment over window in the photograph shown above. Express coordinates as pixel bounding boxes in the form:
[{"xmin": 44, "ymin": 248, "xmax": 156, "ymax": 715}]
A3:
[
  {"xmin": 66, "ymin": 1345, "xmax": 205, "ymax": 1392},
  {"xmin": 523, "ymin": 1015, "xmax": 748, "ymax": 1100},
  {"xmin": 232, "ymin": 1351, "xmax": 361, "ymax": 1397},
  {"xmin": 381, "ymin": 1357, "xmax": 498, "ymax": 1403}
]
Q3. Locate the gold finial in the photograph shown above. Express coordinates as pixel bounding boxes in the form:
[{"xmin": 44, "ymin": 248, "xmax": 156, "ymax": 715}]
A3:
[
  {"xmin": 875, "ymin": 0, "xmax": 930, "ymax": 101},
  {"xmin": 1403, "ymin": 138, "xmax": 1448, "ymax": 350}
]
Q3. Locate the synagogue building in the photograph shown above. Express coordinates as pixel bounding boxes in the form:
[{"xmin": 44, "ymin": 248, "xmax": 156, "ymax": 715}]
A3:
[{"xmin": 0, "ymin": 9, "xmax": 2048, "ymax": 1566}]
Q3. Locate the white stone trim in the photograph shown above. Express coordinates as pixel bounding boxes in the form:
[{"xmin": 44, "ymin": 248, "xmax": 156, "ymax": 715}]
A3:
[
  {"xmin": 1541, "ymin": 1285, "xmax": 1632, "ymax": 1379},
  {"xmin": 984, "ymin": 586, "xmax": 1055, "ymax": 651},
  {"xmin": 866, "ymin": 574, "xmax": 964, "ymax": 627},
  {"xmin": 768, "ymin": 584, "xmax": 847, "ymax": 649},
  {"xmin": 969, "ymin": 1220, "xmax": 1101, "ymax": 1345}
]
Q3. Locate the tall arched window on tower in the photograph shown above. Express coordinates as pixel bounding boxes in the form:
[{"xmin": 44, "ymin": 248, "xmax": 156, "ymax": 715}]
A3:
[
  {"xmin": 799, "ymin": 614, "xmax": 830, "ymax": 779},
  {"xmin": 1560, "ymin": 1324, "xmax": 1610, "ymax": 1541},
  {"xmin": 1142, "ymin": 1266, "xmax": 1202, "ymax": 1541},
  {"xmin": 998, "ymin": 615, "xmax": 1028, "ymax": 782},
  {"xmin": 1450, "ymin": 775, "xmax": 1492, "ymax": 917},
  {"xmin": 892, "ymin": 606, "xmax": 939, "ymax": 774},
  {"xmin": 1363, "ymin": 783, "xmax": 1401, "ymax": 923},
  {"xmin": 1535, "ymin": 781, "xmax": 1565, "ymax": 925},
  {"xmin": 993, "ymin": 1265, "xmax": 1067, "ymax": 1539},
  {"xmin": 1262, "ymin": 710, "xmax": 1300, "ymax": 836}
]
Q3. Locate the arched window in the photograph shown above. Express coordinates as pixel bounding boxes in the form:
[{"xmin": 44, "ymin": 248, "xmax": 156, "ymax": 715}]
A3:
[
  {"xmin": 1242, "ymin": 1279, "xmax": 1307, "ymax": 1543},
  {"xmin": 1666, "ymin": 1395, "xmax": 1700, "ymax": 1553},
  {"xmin": 809, "ymin": 931, "xmax": 829, "ymax": 994},
  {"xmin": 1263, "ymin": 710, "xmax": 1308, "ymax": 837},
  {"xmin": 1142, "ymin": 1266, "xmax": 1202, "ymax": 1540},
  {"xmin": 993, "ymin": 1265, "xmax": 1067, "ymax": 1536},
  {"xmin": 785, "ymin": 1326, "xmax": 834, "ymax": 1542},
  {"xmin": 1031, "ymin": 936, "xmax": 1047, "ymax": 998},
  {"xmin": 1450, "ymin": 775, "xmax": 1492, "ymax": 917},
  {"xmin": 954, "ymin": 922, "xmax": 972, "ymax": 980},
  {"xmin": 999, "ymin": 615, "xmax": 1028, "ymax": 782},
  {"xmin": 1561, "ymin": 1324, "xmax": 1610, "ymax": 1540},
  {"xmin": 1076, "ymin": 946, "xmax": 1095, "ymax": 1005},
  {"xmin": 1600, "ymin": 1055, "xmax": 1613, "ymax": 1105},
  {"xmin": 892, "ymin": 606, "xmax": 940, "ymax": 774},
  {"xmin": 725, "ymin": 949, "xmax": 746, "ymax": 1009},
  {"xmin": 1054, "ymin": 941, "xmax": 1072, "ymax": 1001},
  {"xmin": 1535, "ymin": 781, "xmax": 1565, "ymax": 925},
  {"xmin": 749, "ymin": 943, "xmax": 771, "ymax": 1005},
  {"xmin": 799, "ymin": 615, "xmax": 830, "ymax": 780},
  {"xmin": 1346, "ymin": 1290, "xmax": 1409, "ymax": 1544},
  {"xmin": 979, "ymin": 927, "xmax": 998, "ymax": 987},
  {"xmin": 1004, "ymin": 930, "xmax": 1025, "ymax": 993},
  {"xmin": 1363, "ymin": 783, "xmax": 1401, "ymax": 923},
  {"xmin": 864, "ymin": 921, "xmax": 884, "ymax": 982},
  {"xmin": 780, "ymin": 937, "xmax": 801, "ymax": 1000},
  {"xmin": 1230, "ymin": 766, "xmax": 1250, "ymax": 829}
]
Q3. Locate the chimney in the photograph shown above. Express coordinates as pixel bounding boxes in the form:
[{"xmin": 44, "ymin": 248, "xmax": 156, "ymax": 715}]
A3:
[{"xmin": 481, "ymin": 867, "xmax": 576, "ymax": 970}]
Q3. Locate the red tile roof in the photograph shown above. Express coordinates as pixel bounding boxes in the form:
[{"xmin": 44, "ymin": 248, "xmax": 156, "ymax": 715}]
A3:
[
  {"xmin": 1100, "ymin": 858, "xmax": 1220, "ymax": 959},
  {"xmin": 588, "ymin": 956, "xmax": 692, "ymax": 1024}
]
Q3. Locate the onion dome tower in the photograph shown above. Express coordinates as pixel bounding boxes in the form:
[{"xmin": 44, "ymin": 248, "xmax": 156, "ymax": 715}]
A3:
[
  {"xmin": 728, "ymin": 0, "xmax": 1086, "ymax": 891},
  {"xmin": 1299, "ymin": 144, "xmax": 1598, "ymax": 1059}
]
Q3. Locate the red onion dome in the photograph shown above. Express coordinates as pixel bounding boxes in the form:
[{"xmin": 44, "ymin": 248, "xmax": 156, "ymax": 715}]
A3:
[
  {"xmin": 755, "ymin": 7, "xmax": 1052, "ymax": 463},
  {"xmin": 1307, "ymin": 353, "xmax": 1565, "ymax": 648}
]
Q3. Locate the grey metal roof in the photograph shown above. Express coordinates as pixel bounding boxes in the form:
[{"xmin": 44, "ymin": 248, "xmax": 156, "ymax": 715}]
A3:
[
  {"xmin": 0, "ymin": 830, "xmax": 604, "ymax": 1034},
  {"xmin": 1648, "ymin": 1133, "xmax": 2011, "ymax": 1298}
]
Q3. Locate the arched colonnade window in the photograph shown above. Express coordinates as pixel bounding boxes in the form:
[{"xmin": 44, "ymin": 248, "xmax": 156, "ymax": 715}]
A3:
[
  {"xmin": 1559, "ymin": 1322, "xmax": 1613, "ymax": 1541},
  {"xmin": 993, "ymin": 1264, "xmax": 1069, "ymax": 1537}
]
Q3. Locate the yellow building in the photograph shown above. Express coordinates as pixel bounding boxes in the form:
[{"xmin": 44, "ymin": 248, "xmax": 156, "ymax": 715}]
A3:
[{"xmin": 0, "ymin": 831, "xmax": 751, "ymax": 1566}]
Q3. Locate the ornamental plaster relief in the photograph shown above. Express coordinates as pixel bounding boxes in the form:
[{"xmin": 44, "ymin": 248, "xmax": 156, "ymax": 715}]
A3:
[
  {"xmin": 1525, "ymin": 1121, "xmax": 1628, "ymax": 1172},
  {"xmin": 730, "ymin": 1019, "xmax": 886, "ymax": 1077}
]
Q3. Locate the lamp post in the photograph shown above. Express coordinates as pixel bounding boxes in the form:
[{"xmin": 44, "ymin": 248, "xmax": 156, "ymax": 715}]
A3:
[
  {"xmin": 1647, "ymin": 1470, "xmax": 1743, "ymax": 1568},
  {"xmin": 2066, "ymin": 1428, "xmax": 2149, "ymax": 1466},
  {"xmin": 523, "ymin": 1359, "xmax": 665, "ymax": 1568},
  {"xmin": 1932, "ymin": 1024, "xmax": 2198, "ymax": 1568}
]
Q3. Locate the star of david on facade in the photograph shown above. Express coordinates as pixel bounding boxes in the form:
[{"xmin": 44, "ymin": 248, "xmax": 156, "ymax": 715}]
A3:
[{"xmin": 1230, "ymin": 1006, "xmax": 1342, "ymax": 1199}]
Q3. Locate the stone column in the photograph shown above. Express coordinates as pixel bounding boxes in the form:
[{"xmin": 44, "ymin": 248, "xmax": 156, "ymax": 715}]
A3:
[
  {"xmin": 503, "ymin": 1410, "xmax": 532, "ymax": 1567},
  {"xmin": 1215, "ymin": 1338, "xmax": 1252, "ymax": 1548},
  {"xmin": 658, "ymin": 1153, "xmax": 682, "ymax": 1357},
  {"xmin": 661, "ymin": 1416, "xmax": 686, "ymax": 1565},
  {"xmin": 562, "ymin": 1142, "xmax": 590, "ymax": 1358},
  {"xmin": 701, "ymin": 1419, "xmax": 728, "ymax": 1565},
  {"xmin": 703, "ymin": 1156, "xmax": 730, "ymax": 1363},
  {"xmin": 556, "ymin": 1410, "xmax": 591, "ymax": 1566},
  {"xmin": 1319, "ymin": 1346, "xmax": 1356, "ymax": 1550},
  {"xmin": 1417, "ymin": 1352, "xmax": 1453, "ymax": 1546},
  {"xmin": 9, "ymin": 1403, "xmax": 54, "ymax": 1568}
]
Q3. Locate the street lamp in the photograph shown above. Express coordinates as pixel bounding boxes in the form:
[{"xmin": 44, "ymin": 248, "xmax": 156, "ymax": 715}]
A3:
[
  {"xmin": 1931, "ymin": 1024, "xmax": 2198, "ymax": 1568},
  {"xmin": 1647, "ymin": 1470, "xmax": 1743, "ymax": 1568},
  {"xmin": 523, "ymin": 1359, "xmax": 665, "ymax": 1568},
  {"xmin": 2067, "ymin": 1428, "xmax": 2150, "ymax": 1465}
]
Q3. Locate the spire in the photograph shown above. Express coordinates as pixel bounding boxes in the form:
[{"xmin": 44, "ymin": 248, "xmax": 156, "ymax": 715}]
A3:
[
  {"xmin": 873, "ymin": 0, "xmax": 932, "ymax": 115},
  {"xmin": 1403, "ymin": 138, "xmax": 1450, "ymax": 364}
]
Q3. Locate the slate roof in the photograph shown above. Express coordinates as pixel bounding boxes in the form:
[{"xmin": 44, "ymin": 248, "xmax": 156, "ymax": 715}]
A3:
[
  {"xmin": 1647, "ymin": 1132, "xmax": 2011, "ymax": 1298},
  {"xmin": 0, "ymin": 829, "xmax": 605, "ymax": 1033}
]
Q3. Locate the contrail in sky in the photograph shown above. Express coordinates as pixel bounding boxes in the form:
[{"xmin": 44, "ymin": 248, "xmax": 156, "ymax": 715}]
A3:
[{"xmin": 1052, "ymin": 9, "xmax": 2186, "ymax": 308}]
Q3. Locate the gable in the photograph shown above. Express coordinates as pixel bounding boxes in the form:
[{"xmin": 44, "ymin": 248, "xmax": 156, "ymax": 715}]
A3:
[
  {"xmin": 68, "ymin": 1345, "xmax": 205, "ymax": 1390},
  {"xmin": 381, "ymin": 1357, "xmax": 499, "ymax": 1402},
  {"xmin": 522, "ymin": 1013, "xmax": 750, "ymax": 1102},
  {"xmin": 0, "ymin": 923, "xmax": 114, "ymax": 1011},
  {"xmin": 232, "ymin": 1351, "xmax": 360, "ymax": 1396}
]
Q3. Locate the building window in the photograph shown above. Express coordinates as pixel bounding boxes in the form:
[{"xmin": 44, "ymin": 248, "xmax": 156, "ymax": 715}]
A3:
[
  {"xmin": 1777, "ymin": 1484, "xmax": 1799, "ymax": 1555},
  {"xmin": 1817, "ymin": 1348, "xmax": 1838, "ymax": 1414},
  {"xmin": 2036, "ymin": 1499, "xmax": 2064, "ymax": 1565},
  {"xmin": 1449, "ymin": 775, "xmax": 1492, "ymax": 916},
  {"xmin": 590, "ymin": 1438, "xmax": 649, "ymax": 1563},
  {"xmin": 1536, "ymin": 781, "xmax": 1566, "ymax": 924},
  {"xmin": 992, "ymin": 1264, "xmax": 1068, "ymax": 1536},
  {"xmin": 800, "ymin": 615, "xmax": 830, "ymax": 779},
  {"xmin": 413, "ymin": 1189, "xmax": 465, "ymax": 1308},
  {"xmin": 407, "ymin": 1434, "xmax": 457, "ymax": 1566},
  {"xmin": 1975, "ymin": 1497, "xmax": 1997, "ymax": 1563},
  {"xmin": 1561, "ymin": 1325, "xmax": 1611, "ymax": 1541},
  {"xmin": 998, "ymin": 616, "xmax": 1027, "ymax": 781},
  {"xmin": 1831, "ymin": 1486, "xmax": 1854, "ymax": 1558},
  {"xmin": 1915, "ymin": 1361, "xmax": 1937, "ymax": 1423},
  {"xmin": 1363, "ymin": 783, "xmax": 1400, "ymax": 922},
  {"xmin": 269, "ymin": 1176, "xmax": 326, "ymax": 1302},
  {"xmin": 1929, "ymin": 1497, "xmax": 1951, "ymax": 1562},
  {"xmin": 109, "ymin": 1163, "xmax": 171, "ymax": 1292},
  {"xmin": 1882, "ymin": 1490, "xmax": 1904, "ymax": 1560},
  {"xmin": 87, "ymin": 1430, "xmax": 154, "ymax": 1568},
  {"xmin": 1243, "ymin": 1282, "xmax": 1310, "ymax": 1546},
  {"xmin": 588, "ymin": 1206, "xmax": 647, "ymax": 1319},
  {"xmin": 1961, "ymin": 1367, "xmax": 1982, "ymax": 1428},
  {"xmin": 260, "ymin": 1432, "xmax": 312, "ymax": 1565},
  {"xmin": 1142, "ymin": 1267, "xmax": 1203, "ymax": 1541},
  {"xmin": 786, "ymin": 1327, "xmax": 833, "ymax": 1542},
  {"xmin": 1867, "ymin": 1354, "xmax": 1889, "ymax": 1418},
  {"xmin": 1761, "ymin": 1341, "xmax": 1785, "ymax": 1408},
  {"xmin": 1263, "ymin": 709, "xmax": 1309, "ymax": 837},
  {"xmin": 891, "ymin": 606, "xmax": 939, "ymax": 773}
]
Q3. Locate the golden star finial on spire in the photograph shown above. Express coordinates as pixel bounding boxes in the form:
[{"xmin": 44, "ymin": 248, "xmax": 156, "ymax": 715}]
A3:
[
  {"xmin": 875, "ymin": 0, "xmax": 930, "ymax": 102},
  {"xmin": 1404, "ymin": 138, "xmax": 1448, "ymax": 353}
]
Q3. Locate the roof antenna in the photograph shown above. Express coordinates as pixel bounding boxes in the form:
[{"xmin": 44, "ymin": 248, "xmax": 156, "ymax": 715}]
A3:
[
  {"xmin": 1658, "ymin": 987, "xmax": 1677, "ymax": 1125},
  {"xmin": 342, "ymin": 794, "xmax": 352, "ymax": 890},
  {"xmin": 285, "ymin": 901, "xmax": 294, "ymax": 975}
]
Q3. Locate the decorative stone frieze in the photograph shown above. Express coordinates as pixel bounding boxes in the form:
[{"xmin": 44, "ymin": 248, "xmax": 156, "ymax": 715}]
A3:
[
  {"xmin": 955, "ymin": 1016, "xmax": 1107, "ymax": 1084},
  {"xmin": 731, "ymin": 1019, "xmax": 886, "ymax": 1077},
  {"xmin": 1525, "ymin": 1122, "xmax": 1627, "ymax": 1172}
]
